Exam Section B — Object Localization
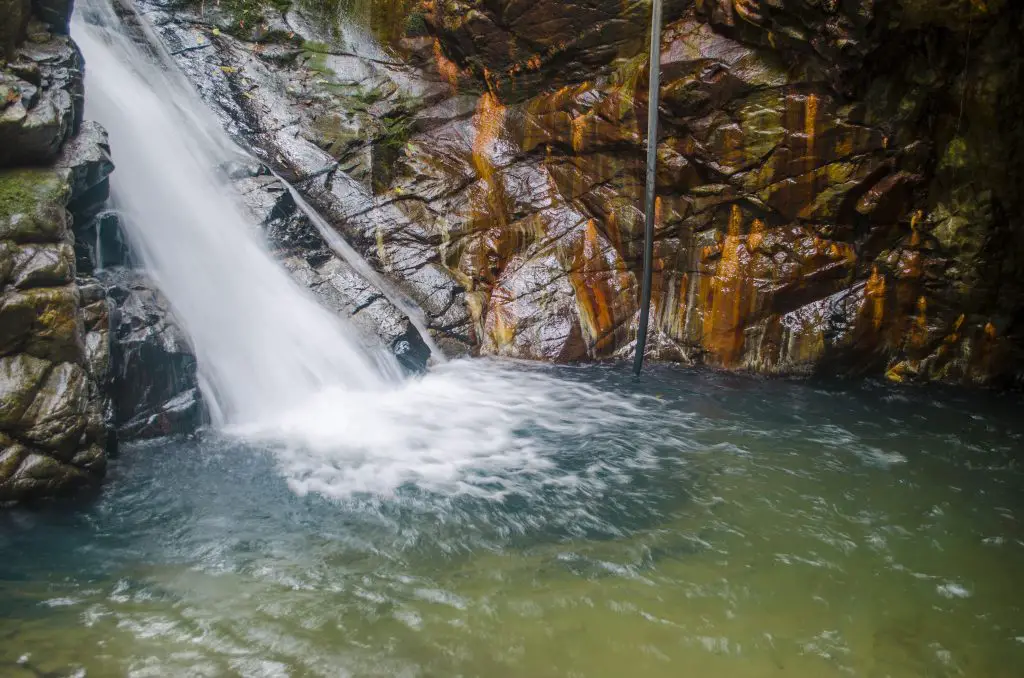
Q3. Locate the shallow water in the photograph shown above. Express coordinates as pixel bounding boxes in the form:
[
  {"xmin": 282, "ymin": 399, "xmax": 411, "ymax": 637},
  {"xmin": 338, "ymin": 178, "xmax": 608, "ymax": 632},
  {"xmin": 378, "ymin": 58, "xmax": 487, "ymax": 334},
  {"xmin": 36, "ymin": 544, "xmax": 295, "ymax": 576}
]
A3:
[{"xmin": 2, "ymin": 362, "xmax": 1022, "ymax": 678}]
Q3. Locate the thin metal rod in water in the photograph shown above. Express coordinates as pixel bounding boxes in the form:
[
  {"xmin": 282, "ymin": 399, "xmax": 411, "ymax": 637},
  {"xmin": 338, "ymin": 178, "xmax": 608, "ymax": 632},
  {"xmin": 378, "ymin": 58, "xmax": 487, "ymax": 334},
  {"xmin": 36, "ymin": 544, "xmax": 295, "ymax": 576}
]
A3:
[{"xmin": 633, "ymin": 0, "xmax": 663, "ymax": 377}]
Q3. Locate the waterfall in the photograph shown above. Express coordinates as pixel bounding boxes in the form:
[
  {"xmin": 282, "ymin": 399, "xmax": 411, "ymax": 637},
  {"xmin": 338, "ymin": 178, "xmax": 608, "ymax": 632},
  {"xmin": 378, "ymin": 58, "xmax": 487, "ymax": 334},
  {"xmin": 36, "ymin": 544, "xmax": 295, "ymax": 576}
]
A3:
[
  {"xmin": 73, "ymin": 0, "xmax": 401, "ymax": 425},
  {"xmin": 69, "ymin": 0, "xmax": 660, "ymax": 504}
]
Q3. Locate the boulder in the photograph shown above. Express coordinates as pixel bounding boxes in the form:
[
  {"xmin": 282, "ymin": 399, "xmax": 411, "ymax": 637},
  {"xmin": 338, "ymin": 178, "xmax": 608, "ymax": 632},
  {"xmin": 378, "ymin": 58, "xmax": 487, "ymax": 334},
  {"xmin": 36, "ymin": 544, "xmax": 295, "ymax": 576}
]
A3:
[
  {"xmin": 101, "ymin": 269, "xmax": 203, "ymax": 439},
  {"xmin": 0, "ymin": 34, "xmax": 84, "ymax": 167}
]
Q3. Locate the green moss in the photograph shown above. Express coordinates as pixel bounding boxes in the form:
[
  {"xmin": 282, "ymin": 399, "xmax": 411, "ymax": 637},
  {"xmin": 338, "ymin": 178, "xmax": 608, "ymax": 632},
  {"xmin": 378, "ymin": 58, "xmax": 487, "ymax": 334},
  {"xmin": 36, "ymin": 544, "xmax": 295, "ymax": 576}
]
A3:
[
  {"xmin": 300, "ymin": 40, "xmax": 335, "ymax": 74},
  {"xmin": 404, "ymin": 11, "xmax": 427, "ymax": 37},
  {"xmin": 311, "ymin": 114, "xmax": 359, "ymax": 157},
  {"xmin": 0, "ymin": 168, "xmax": 66, "ymax": 220}
]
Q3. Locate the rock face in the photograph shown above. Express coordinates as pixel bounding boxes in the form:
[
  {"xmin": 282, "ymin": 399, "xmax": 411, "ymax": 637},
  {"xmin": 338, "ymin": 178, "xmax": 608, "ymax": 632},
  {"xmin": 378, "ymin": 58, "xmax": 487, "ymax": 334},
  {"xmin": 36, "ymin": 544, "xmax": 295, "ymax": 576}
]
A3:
[
  {"xmin": 0, "ymin": 0, "xmax": 202, "ymax": 504},
  {"xmin": 0, "ymin": 0, "xmax": 112, "ymax": 503},
  {"xmin": 0, "ymin": 165, "xmax": 110, "ymax": 502},
  {"xmin": 141, "ymin": 0, "xmax": 1023, "ymax": 385},
  {"xmin": 101, "ymin": 269, "xmax": 202, "ymax": 439},
  {"xmin": 0, "ymin": 13, "xmax": 84, "ymax": 166}
]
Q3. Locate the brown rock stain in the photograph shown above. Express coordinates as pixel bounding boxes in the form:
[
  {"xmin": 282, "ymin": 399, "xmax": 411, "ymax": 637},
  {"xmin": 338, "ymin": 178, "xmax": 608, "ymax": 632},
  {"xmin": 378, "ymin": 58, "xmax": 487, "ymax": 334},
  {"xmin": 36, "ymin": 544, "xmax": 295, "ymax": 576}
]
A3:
[
  {"xmin": 702, "ymin": 205, "xmax": 755, "ymax": 366},
  {"xmin": 433, "ymin": 39, "xmax": 461, "ymax": 91},
  {"xmin": 865, "ymin": 266, "xmax": 887, "ymax": 331}
]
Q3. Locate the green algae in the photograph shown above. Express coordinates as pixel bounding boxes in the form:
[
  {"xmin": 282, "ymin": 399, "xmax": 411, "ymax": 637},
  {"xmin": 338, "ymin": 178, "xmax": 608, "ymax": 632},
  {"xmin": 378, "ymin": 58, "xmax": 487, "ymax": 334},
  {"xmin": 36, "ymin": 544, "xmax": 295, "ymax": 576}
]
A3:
[{"xmin": 0, "ymin": 168, "xmax": 65, "ymax": 220}]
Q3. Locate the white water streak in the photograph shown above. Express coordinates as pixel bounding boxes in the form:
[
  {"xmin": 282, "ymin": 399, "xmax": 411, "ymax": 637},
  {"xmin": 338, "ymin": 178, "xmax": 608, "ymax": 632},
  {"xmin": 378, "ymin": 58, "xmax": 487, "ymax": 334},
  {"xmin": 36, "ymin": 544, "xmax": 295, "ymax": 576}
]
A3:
[{"xmin": 74, "ymin": 0, "xmax": 396, "ymax": 424}]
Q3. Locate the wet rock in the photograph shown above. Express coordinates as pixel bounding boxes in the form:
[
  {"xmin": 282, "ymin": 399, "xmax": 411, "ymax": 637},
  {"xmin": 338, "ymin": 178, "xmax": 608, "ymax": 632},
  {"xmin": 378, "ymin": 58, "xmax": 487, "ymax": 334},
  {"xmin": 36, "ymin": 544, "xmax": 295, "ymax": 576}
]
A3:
[
  {"xmin": 425, "ymin": 0, "xmax": 689, "ymax": 101},
  {"xmin": 0, "ymin": 167, "xmax": 70, "ymax": 242},
  {"xmin": 0, "ymin": 449, "xmax": 92, "ymax": 502},
  {"xmin": 56, "ymin": 120, "xmax": 114, "ymax": 219},
  {"xmin": 140, "ymin": 0, "xmax": 1023, "ymax": 386},
  {"xmin": 18, "ymin": 360, "xmax": 89, "ymax": 456},
  {"xmin": 0, "ymin": 284, "xmax": 83, "ymax": 364},
  {"xmin": 0, "ymin": 33, "xmax": 84, "ymax": 167},
  {"xmin": 8, "ymin": 241, "xmax": 75, "ymax": 288},
  {"xmin": 0, "ymin": 0, "xmax": 113, "ymax": 504},
  {"xmin": 1, "ymin": 0, "xmax": 31, "ymax": 60},
  {"xmin": 250, "ymin": 175, "xmax": 436, "ymax": 371},
  {"xmin": 56, "ymin": 121, "xmax": 125, "ymax": 273},
  {"xmin": 101, "ymin": 269, "xmax": 203, "ymax": 439},
  {"xmin": 0, "ymin": 354, "xmax": 51, "ymax": 428},
  {"xmin": 31, "ymin": 0, "xmax": 75, "ymax": 35}
]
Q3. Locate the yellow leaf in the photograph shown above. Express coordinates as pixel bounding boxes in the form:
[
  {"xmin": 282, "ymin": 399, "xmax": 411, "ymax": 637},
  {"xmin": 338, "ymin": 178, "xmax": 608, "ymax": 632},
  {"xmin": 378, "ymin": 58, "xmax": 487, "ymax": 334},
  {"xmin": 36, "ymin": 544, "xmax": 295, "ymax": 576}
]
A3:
[{"xmin": 212, "ymin": 27, "xmax": 221, "ymax": 36}]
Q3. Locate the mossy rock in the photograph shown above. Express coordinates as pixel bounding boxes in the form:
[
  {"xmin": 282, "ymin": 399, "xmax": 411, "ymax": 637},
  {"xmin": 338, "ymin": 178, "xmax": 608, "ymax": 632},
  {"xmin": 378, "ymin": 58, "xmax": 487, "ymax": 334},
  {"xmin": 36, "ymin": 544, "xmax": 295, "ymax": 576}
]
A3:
[
  {"xmin": 404, "ymin": 12, "xmax": 428, "ymax": 37},
  {"xmin": 0, "ymin": 285, "xmax": 82, "ymax": 363},
  {"xmin": 0, "ymin": 167, "xmax": 70, "ymax": 243}
]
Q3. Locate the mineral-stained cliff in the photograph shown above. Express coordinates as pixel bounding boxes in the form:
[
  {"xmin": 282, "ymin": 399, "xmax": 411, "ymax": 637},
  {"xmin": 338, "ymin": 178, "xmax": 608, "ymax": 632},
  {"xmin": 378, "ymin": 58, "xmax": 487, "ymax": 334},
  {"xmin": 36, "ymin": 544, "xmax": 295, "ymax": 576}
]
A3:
[{"xmin": 146, "ymin": 0, "xmax": 1024, "ymax": 386}]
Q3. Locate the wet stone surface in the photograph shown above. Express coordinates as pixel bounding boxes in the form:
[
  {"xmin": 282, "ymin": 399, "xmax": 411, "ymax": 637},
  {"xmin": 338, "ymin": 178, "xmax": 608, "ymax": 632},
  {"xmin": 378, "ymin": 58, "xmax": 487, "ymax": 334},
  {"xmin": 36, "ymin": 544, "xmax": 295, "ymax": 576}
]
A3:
[{"xmin": 134, "ymin": 0, "xmax": 1023, "ymax": 385}]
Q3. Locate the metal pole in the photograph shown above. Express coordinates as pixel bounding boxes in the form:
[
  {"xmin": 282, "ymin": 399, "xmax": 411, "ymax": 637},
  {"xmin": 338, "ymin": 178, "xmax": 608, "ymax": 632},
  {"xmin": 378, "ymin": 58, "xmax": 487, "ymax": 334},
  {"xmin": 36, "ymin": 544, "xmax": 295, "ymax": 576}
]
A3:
[{"xmin": 633, "ymin": 0, "xmax": 663, "ymax": 377}]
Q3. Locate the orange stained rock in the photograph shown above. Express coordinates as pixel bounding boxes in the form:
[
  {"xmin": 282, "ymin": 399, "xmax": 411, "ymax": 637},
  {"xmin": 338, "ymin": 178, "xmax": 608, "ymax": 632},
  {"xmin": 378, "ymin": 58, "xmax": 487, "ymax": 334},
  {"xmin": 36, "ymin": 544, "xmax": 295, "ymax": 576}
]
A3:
[
  {"xmin": 834, "ymin": 135, "xmax": 854, "ymax": 160},
  {"xmin": 702, "ymin": 205, "xmax": 754, "ymax": 366},
  {"xmin": 747, "ymin": 219, "xmax": 765, "ymax": 249},
  {"xmin": 569, "ymin": 219, "xmax": 633, "ymax": 356},
  {"xmin": 720, "ymin": 124, "xmax": 744, "ymax": 174},
  {"xmin": 909, "ymin": 295, "xmax": 929, "ymax": 350},
  {"xmin": 487, "ymin": 285, "xmax": 517, "ymax": 349},
  {"xmin": 472, "ymin": 91, "xmax": 507, "ymax": 191},
  {"xmin": 669, "ymin": 271, "xmax": 690, "ymax": 337},
  {"xmin": 865, "ymin": 266, "xmax": 887, "ymax": 331},
  {"xmin": 804, "ymin": 93, "xmax": 818, "ymax": 151},
  {"xmin": 910, "ymin": 210, "xmax": 924, "ymax": 247},
  {"xmin": 571, "ymin": 114, "xmax": 587, "ymax": 153},
  {"xmin": 473, "ymin": 93, "xmax": 505, "ymax": 155},
  {"xmin": 433, "ymin": 39, "xmax": 460, "ymax": 91}
]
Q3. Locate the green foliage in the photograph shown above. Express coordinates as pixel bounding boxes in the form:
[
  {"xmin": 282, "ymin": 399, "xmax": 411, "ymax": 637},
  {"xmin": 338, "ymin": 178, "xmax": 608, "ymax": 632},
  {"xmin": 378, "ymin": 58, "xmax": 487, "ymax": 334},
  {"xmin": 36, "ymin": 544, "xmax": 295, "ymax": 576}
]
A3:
[
  {"xmin": 404, "ymin": 12, "xmax": 428, "ymax": 37},
  {"xmin": 378, "ymin": 109, "xmax": 415, "ymax": 150},
  {"xmin": 311, "ymin": 114, "xmax": 358, "ymax": 158}
]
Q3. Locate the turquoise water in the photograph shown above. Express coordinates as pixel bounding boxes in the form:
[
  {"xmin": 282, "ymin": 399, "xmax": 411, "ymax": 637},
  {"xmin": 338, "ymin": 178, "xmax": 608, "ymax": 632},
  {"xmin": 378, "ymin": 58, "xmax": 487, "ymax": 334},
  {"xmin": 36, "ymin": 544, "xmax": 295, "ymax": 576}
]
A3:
[{"xmin": 1, "ymin": 363, "xmax": 1022, "ymax": 677}]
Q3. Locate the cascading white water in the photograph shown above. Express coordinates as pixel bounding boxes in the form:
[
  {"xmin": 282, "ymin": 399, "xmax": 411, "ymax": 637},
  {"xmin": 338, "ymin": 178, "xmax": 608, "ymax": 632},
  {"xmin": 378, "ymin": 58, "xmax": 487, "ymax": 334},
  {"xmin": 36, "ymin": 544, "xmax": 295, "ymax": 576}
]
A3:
[
  {"xmin": 71, "ymin": 0, "xmax": 668, "ymax": 502},
  {"xmin": 74, "ymin": 0, "xmax": 400, "ymax": 424}
]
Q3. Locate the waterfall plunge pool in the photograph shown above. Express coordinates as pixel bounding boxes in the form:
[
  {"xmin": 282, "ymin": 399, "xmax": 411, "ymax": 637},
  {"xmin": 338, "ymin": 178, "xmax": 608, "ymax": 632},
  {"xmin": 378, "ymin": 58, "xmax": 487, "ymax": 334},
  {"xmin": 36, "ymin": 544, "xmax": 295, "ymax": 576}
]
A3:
[{"xmin": 1, "ymin": 361, "xmax": 1022, "ymax": 677}]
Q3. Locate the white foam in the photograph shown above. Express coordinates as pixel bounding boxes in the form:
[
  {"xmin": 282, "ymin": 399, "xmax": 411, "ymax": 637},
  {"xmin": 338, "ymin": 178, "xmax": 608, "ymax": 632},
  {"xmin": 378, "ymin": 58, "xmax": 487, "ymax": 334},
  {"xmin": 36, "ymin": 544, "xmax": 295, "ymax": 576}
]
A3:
[
  {"xmin": 936, "ymin": 582, "xmax": 972, "ymax": 599},
  {"xmin": 231, "ymin": 360, "xmax": 660, "ymax": 499}
]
